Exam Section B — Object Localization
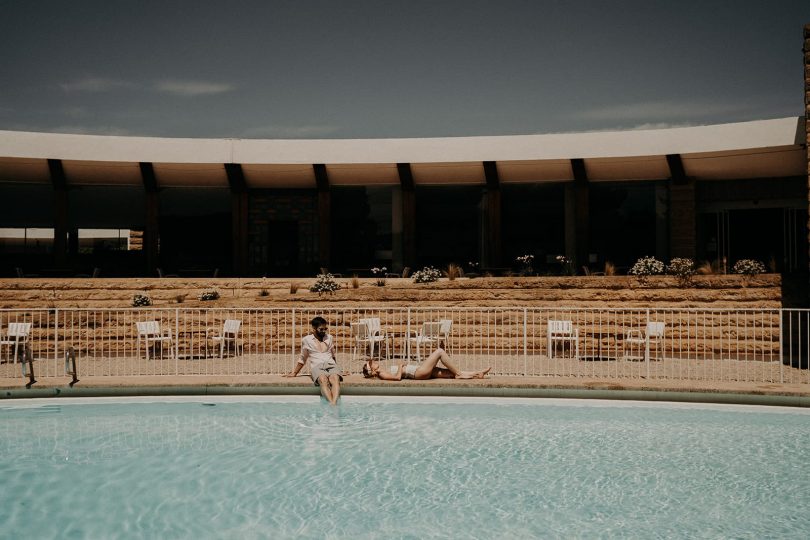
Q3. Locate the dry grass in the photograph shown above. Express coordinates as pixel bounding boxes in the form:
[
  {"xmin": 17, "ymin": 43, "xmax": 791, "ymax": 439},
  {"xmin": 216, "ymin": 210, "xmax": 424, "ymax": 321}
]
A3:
[
  {"xmin": 174, "ymin": 294, "xmax": 186, "ymax": 304},
  {"xmin": 447, "ymin": 264, "xmax": 461, "ymax": 281},
  {"xmin": 289, "ymin": 282, "xmax": 300, "ymax": 294},
  {"xmin": 604, "ymin": 262, "xmax": 616, "ymax": 276},
  {"xmin": 351, "ymin": 276, "xmax": 360, "ymax": 289},
  {"xmin": 258, "ymin": 289, "xmax": 269, "ymax": 297}
]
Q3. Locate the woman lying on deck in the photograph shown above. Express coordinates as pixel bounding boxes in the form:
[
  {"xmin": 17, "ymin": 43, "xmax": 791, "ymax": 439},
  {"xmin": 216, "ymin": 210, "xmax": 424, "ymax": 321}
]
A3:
[{"xmin": 362, "ymin": 348, "xmax": 491, "ymax": 380}]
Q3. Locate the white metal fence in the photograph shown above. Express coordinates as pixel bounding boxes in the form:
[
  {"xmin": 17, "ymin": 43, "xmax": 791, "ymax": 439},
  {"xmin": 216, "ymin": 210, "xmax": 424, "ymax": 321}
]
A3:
[{"xmin": 0, "ymin": 307, "xmax": 808, "ymax": 385}]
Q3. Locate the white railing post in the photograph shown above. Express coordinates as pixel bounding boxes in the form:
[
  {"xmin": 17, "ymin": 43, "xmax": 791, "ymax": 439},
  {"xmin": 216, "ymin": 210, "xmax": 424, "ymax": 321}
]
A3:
[
  {"xmin": 645, "ymin": 308, "xmax": 651, "ymax": 379},
  {"xmin": 175, "ymin": 308, "xmax": 180, "ymax": 360},
  {"xmin": 523, "ymin": 307, "xmax": 528, "ymax": 376},
  {"xmin": 291, "ymin": 308, "xmax": 296, "ymax": 359},
  {"xmin": 53, "ymin": 308, "xmax": 59, "ymax": 364},
  {"xmin": 779, "ymin": 308, "xmax": 784, "ymax": 384}
]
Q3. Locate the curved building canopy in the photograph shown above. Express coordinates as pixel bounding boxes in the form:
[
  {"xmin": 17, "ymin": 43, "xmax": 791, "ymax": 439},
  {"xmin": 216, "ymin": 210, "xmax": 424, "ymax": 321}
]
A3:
[{"xmin": 0, "ymin": 117, "xmax": 805, "ymax": 188}]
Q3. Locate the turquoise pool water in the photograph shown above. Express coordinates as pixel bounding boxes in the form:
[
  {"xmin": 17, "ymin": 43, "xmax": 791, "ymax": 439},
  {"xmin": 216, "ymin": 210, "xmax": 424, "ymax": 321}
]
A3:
[{"xmin": 1, "ymin": 396, "xmax": 809, "ymax": 539}]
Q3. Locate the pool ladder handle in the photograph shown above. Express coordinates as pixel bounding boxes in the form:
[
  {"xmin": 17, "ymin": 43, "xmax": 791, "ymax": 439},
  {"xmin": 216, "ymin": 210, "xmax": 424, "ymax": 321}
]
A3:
[
  {"xmin": 64, "ymin": 346, "xmax": 79, "ymax": 387},
  {"xmin": 19, "ymin": 345, "xmax": 36, "ymax": 388}
]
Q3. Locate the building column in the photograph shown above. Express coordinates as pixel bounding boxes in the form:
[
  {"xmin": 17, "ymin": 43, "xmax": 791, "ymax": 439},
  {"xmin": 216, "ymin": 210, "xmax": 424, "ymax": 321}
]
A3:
[
  {"xmin": 225, "ymin": 163, "xmax": 248, "ymax": 276},
  {"xmin": 666, "ymin": 154, "xmax": 696, "ymax": 259},
  {"xmin": 313, "ymin": 164, "xmax": 331, "ymax": 270},
  {"xmin": 804, "ymin": 24, "xmax": 810, "ymax": 275},
  {"xmin": 482, "ymin": 161, "xmax": 502, "ymax": 268},
  {"xmin": 397, "ymin": 163, "xmax": 416, "ymax": 270},
  {"xmin": 565, "ymin": 159, "xmax": 589, "ymax": 270},
  {"xmin": 139, "ymin": 162, "xmax": 160, "ymax": 276},
  {"xmin": 47, "ymin": 159, "xmax": 68, "ymax": 267}
]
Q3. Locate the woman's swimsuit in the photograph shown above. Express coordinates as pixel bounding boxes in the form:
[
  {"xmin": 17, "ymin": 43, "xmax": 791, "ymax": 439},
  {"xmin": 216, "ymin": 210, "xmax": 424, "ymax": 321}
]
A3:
[{"xmin": 402, "ymin": 363, "xmax": 418, "ymax": 379}]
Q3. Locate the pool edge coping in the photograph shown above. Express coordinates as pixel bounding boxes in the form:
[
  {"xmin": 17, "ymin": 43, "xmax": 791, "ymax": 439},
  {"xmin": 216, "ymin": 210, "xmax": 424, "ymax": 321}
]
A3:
[{"xmin": 3, "ymin": 385, "xmax": 809, "ymax": 407}]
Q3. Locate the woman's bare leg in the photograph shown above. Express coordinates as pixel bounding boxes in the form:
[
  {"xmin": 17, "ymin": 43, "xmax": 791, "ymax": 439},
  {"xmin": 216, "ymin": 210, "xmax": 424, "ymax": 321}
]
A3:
[{"xmin": 414, "ymin": 348, "xmax": 450, "ymax": 378}]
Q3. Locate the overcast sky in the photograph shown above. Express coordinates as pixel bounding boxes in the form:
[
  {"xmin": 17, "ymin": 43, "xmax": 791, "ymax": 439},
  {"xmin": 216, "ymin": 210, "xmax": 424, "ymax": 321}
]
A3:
[{"xmin": 0, "ymin": 0, "xmax": 808, "ymax": 139}]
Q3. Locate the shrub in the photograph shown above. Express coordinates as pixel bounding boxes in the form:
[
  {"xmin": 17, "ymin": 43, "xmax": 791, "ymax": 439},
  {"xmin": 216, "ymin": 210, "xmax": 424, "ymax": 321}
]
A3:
[
  {"xmin": 629, "ymin": 256, "xmax": 665, "ymax": 284},
  {"xmin": 199, "ymin": 290, "xmax": 220, "ymax": 301},
  {"xmin": 289, "ymin": 282, "xmax": 300, "ymax": 294},
  {"xmin": 412, "ymin": 266, "xmax": 441, "ymax": 283},
  {"xmin": 604, "ymin": 261, "xmax": 616, "ymax": 276},
  {"xmin": 667, "ymin": 258, "xmax": 696, "ymax": 287},
  {"xmin": 351, "ymin": 275, "xmax": 360, "ymax": 289},
  {"xmin": 370, "ymin": 267, "xmax": 386, "ymax": 287},
  {"xmin": 132, "ymin": 293, "xmax": 152, "ymax": 307},
  {"xmin": 309, "ymin": 273, "xmax": 340, "ymax": 295},
  {"xmin": 555, "ymin": 255, "xmax": 575, "ymax": 276},
  {"xmin": 446, "ymin": 264, "xmax": 460, "ymax": 281},
  {"xmin": 258, "ymin": 288, "xmax": 269, "ymax": 297},
  {"xmin": 515, "ymin": 254, "xmax": 534, "ymax": 275},
  {"xmin": 732, "ymin": 259, "xmax": 766, "ymax": 277},
  {"xmin": 174, "ymin": 294, "xmax": 186, "ymax": 304}
]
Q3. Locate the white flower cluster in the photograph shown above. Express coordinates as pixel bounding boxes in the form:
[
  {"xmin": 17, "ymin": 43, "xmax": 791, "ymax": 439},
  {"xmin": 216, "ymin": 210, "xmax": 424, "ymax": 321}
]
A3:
[
  {"xmin": 629, "ymin": 256, "xmax": 665, "ymax": 281},
  {"xmin": 468, "ymin": 261, "xmax": 480, "ymax": 269},
  {"xmin": 516, "ymin": 254, "xmax": 534, "ymax": 265},
  {"xmin": 555, "ymin": 255, "xmax": 570, "ymax": 264},
  {"xmin": 732, "ymin": 259, "xmax": 766, "ymax": 276},
  {"xmin": 412, "ymin": 266, "xmax": 442, "ymax": 283},
  {"xmin": 309, "ymin": 273, "xmax": 340, "ymax": 295},
  {"xmin": 667, "ymin": 258, "xmax": 695, "ymax": 276},
  {"xmin": 132, "ymin": 293, "xmax": 152, "ymax": 307},
  {"xmin": 370, "ymin": 267, "xmax": 387, "ymax": 275},
  {"xmin": 198, "ymin": 290, "xmax": 220, "ymax": 301},
  {"xmin": 667, "ymin": 258, "xmax": 696, "ymax": 286}
]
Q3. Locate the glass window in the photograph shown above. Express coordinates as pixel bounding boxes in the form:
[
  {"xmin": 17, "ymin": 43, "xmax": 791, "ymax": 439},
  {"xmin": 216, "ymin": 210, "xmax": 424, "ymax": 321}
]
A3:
[{"xmin": 0, "ymin": 228, "xmax": 54, "ymax": 254}]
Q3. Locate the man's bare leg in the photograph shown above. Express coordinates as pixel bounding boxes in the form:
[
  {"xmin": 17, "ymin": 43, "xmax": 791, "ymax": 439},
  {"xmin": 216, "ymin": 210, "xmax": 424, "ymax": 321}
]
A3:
[
  {"xmin": 317, "ymin": 375, "xmax": 334, "ymax": 403},
  {"xmin": 328, "ymin": 373, "xmax": 341, "ymax": 405}
]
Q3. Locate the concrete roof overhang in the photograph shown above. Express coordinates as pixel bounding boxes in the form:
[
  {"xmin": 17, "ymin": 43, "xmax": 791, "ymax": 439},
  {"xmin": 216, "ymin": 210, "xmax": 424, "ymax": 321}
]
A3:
[{"xmin": 0, "ymin": 117, "xmax": 805, "ymax": 189}]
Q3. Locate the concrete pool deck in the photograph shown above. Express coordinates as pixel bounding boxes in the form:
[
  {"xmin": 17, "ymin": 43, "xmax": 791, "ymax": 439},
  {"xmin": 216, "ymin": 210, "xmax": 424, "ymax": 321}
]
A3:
[{"xmin": 2, "ymin": 375, "xmax": 809, "ymax": 407}]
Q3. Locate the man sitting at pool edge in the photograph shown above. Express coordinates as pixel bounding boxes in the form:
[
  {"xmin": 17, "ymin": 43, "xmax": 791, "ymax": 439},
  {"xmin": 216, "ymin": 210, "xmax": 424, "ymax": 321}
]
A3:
[{"xmin": 283, "ymin": 316, "xmax": 343, "ymax": 405}]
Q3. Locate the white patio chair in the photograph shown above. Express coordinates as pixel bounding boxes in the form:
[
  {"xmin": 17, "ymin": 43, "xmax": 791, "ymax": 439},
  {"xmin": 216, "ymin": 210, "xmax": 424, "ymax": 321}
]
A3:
[
  {"xmin": 407, "ymin": 319, "xmax": 452, "ymax": 361},
  {"xmin": 623, "ymin": 322, "xmax": 666, "ymax": 361},
  {"xmin": 135, "ymin": 321, "xmax": 174, "ymax": 360},
  {"xmin": 358, "ymin": 317, "xmax": 390, "ymax": 359},
  {"xmin": 0, "ymin": 322, "xmax": 32, "ymax": 364},
  {"xmin": 209, "ymin": 319, "xmax": 243, "ymax": 359},
  {"xmin": 547, "ymin": 320, "xmax": 579, "ymax": 360},
  {"xmin": 351, "ymin": 322, "xmax": 381, "ymax": 362}
]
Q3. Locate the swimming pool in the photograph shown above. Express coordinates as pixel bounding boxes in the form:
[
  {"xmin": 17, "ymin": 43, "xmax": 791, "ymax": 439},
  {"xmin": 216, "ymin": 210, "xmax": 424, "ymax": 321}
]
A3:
[{"xmin": 1, "ymin": 396, "xmax": 808, "ymax": 538}]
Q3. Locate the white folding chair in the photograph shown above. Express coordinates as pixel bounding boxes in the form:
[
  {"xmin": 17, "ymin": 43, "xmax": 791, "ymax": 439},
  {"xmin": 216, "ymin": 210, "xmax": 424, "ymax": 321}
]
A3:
[
  {"xmin": 623, "ymin": 322, "xmax": 666, "ymax": 361},
  {"xmin": 135, "ymin": 321, "xmax": 174, "ymax": 360},
  {"xmin": 358, "ymin": 317, "xmax": 390, "ymax": 359},
  {"xmin": 408, "ymin": 322, "xmax": 440, "ymax": 362},
  {"xmin": 0, "ymin": 322, "xmax": 32, "ymax": 364},
  {"xmin": 547, "ymin": 320, "xmax": 579, "ymax": 360},
  {"xmin": 210, "ymin": 319, "xmax": 243, "ymax": 358}
]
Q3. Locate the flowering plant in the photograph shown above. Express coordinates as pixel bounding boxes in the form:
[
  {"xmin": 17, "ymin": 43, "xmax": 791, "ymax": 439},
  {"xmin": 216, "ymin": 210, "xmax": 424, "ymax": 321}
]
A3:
[
  {"xmin": 667, "ymin": 258, "xmax": 696, "ymax": 287},
  {"xmin": 412, "ymin": 266, "xmax": 441, "ymax": 283},
  {"xmin": 371, "ymin": 267, "xmax": 387, "ymax": 286},
  {"xmin": 732, "ymin": 259, "xmax": 766, "ymax": 277},
  {"xmin": 516, "ymin": 254, "xmax": 534, "ymax": 276},
  {"xmin": 629, "ymin": 256, "xmax": 665, "ymax": 284},
  {"xmin": 132, "ymin": 293, "xmax": 151, "ymax": 307},
  {"xmin": 310, "ymin": 273, "xmax": 340, "ymax": 295},
  {"xmin": 555, "ymin": 255, "xmax": 575, "ymax": 276},
  {"xmin": 467, "ymin": 261, "xmax": 480, "ymax": 269},
  {"xmin": 198, "ymin": 290, "xmax": 220, "ymax": 301}
]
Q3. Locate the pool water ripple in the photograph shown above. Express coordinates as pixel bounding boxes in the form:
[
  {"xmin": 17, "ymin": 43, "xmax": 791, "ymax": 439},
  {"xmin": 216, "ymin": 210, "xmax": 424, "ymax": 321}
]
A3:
[{"xmin": 1, "ymin": 398, "xmax": 809, "ymax": 538}]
